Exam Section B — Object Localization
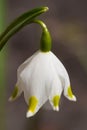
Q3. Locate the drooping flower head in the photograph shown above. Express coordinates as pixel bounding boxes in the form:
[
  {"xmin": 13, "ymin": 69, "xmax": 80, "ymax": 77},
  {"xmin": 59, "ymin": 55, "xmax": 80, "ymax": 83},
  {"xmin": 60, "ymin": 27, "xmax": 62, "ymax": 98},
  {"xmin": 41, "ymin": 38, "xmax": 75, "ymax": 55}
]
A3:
[{"xmin": 9, "ymin": 20, "xmax": 76, "ymax": 118}]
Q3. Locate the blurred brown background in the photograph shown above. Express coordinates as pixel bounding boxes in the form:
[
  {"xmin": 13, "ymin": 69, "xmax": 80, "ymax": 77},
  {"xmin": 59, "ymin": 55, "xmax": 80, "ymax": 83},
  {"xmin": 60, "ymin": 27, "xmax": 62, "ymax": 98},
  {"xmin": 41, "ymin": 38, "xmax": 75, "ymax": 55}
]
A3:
[{"xmin": 4, "ymin": 0, "xmax": 87, "ymax": 130}]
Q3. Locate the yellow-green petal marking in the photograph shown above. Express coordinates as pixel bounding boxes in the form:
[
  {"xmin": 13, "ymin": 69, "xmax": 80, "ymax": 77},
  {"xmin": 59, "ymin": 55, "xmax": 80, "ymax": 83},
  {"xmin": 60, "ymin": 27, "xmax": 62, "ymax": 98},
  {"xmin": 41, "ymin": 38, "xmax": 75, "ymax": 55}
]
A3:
[
  {"xmin": 10, "ymin": 86, "xmax": 18, "ymax": 100},
  {"xmin": 52, "ymin": 95, "xmax": 60, "ymax": 107},
  {"xmin": 28, "ymin": 96, "xmax": 38, "ymax": 113},
  {"xmin": 67, "ymin": 87, "xmax": 73, "ymax": 98}
]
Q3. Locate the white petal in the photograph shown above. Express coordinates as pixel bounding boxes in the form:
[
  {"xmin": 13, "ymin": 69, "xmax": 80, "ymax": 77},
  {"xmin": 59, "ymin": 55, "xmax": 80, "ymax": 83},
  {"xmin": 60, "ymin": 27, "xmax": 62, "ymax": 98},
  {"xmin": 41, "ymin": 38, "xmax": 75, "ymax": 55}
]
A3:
[
  {"xmin": 45, "ymin": 57, "xmax": 63, "ymax": 111},
  {"xmin": 9, "ymin": 83, "xmax": 22, "ymax": 101},
  {"xmin": 26, "ymin": 111, "xmax": 34, "ymax": 118},
  {"xmin": 53, "ymin": 106, "xmax": 59, "ymax": 111},
  {"xmin": 19, "ymin": 52, "xmax": 51, "ymax": 117},
  {"xmin": 49, "ymin": 76, "xmax": 62, "ymax": 111},
  {"xmin": 50, "ymin": 52, "xmax": 76, "ymax": 101},
  {"xmin": 64, "ymin": 86, "xmax": 77, "ymax": 101},
  {"xmin": 9, "ymin": 51, "xmax": 40, "ymax": 102},
  {"xmin": 17, "ymin": 50, "xmax": 40, "ymax": 77},
  {"xmin": 51, "ymin": 52, "xmax": 69, "ymax": 85},
  {"xmin": 25, "ymin": 87, "xmax": 48, "ymax": 118},
  {"xmin": 50, "ymin": 52, "xmax": 70, "ymax": 87}
]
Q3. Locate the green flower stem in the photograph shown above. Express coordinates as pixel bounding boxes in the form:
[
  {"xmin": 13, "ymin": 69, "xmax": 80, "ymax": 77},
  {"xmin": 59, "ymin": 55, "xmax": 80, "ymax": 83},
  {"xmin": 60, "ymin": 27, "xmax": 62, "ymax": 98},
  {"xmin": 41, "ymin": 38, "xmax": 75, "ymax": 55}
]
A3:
[
  {"xmin": 31, "ymin": 20, "xmax": 52, "ymax": 52},
  {"xmin": 0, "ymin": 7, "xmax": 48, "ymax": 51}
]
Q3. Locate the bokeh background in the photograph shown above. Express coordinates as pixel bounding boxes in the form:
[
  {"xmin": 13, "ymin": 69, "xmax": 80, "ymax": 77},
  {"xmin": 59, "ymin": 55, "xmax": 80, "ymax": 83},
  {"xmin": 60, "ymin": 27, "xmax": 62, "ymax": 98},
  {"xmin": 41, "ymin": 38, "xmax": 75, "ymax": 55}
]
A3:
[{"xmin": 0, "ymin": 0, "xmax": 87, "ymax": 130}]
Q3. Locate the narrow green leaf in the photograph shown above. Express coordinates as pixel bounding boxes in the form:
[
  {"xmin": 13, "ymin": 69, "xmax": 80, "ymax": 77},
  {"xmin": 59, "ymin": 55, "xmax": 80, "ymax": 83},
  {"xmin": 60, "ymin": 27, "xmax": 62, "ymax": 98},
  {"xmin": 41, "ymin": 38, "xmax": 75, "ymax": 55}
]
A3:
[{"xmin": 0, "ymin": 6, "xmax": 48, "ymax": 51}]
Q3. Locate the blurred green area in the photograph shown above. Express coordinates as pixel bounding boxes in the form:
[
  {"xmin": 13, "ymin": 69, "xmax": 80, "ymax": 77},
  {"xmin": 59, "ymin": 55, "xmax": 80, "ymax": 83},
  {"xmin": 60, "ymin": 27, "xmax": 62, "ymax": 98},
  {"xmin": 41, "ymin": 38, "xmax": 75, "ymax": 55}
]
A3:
[{"xmin": 0, "ymin": 0, "xmax": 7, "ymax": 129}]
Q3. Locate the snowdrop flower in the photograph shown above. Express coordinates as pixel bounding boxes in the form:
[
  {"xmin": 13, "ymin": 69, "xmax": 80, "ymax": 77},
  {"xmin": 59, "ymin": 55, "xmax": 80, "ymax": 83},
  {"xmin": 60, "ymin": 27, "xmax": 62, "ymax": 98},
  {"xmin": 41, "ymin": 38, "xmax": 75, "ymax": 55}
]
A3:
[{"xmin": 9, "ymin": 20, "xmax": 76, "ymax": 118}]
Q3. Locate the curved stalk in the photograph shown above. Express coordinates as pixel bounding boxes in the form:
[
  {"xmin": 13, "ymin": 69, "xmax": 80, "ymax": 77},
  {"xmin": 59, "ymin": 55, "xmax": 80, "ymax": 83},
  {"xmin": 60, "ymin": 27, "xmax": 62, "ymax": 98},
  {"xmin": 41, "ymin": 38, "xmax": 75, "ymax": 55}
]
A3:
[
  {"xmin": 0, "ymin": 7, "xmax": 48, "ymax": 51},
  {"xmin": 31, "ymin": 19, "xmax": 52, "ymax": 52}
]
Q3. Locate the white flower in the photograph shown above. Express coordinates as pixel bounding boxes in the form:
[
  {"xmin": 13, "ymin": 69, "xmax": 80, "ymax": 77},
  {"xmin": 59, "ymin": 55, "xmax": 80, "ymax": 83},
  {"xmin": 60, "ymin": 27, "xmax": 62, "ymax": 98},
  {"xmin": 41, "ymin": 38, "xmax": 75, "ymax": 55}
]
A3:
[{"xmin": 9, "ymin": 50, "xmax": 76, "ymax": 118}]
